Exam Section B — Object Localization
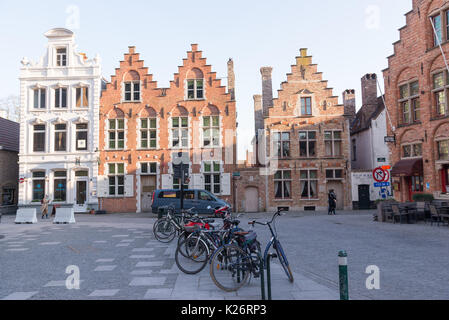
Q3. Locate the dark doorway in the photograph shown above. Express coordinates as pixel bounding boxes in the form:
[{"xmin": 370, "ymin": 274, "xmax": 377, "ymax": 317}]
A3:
[{"xmin": 358, "ymin": 185, "xmax": 371, "ymax": 210}]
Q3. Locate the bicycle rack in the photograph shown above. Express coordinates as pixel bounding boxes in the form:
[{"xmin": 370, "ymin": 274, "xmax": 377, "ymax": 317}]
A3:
[{"xmin": 260, "ymin": 253, "xmax": 277, "ymax": 300}]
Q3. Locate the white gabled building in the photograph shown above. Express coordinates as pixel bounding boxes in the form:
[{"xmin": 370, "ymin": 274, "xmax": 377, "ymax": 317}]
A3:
[{"xmin": 18, "ymin": 28, "xmax": 102, "ymax": 213}]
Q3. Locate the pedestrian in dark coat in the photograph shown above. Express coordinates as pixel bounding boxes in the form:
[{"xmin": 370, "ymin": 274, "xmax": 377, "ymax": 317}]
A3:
[{"xmin": 328, "ymin": 190, "xmax": 337, "ymax": 215}]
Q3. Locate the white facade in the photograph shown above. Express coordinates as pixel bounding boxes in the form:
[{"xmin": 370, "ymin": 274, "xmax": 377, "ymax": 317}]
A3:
[
  {"xmin": 18, "ymin": 28, "xmax": 102, "ymax": 213},
  {"xmin": 351, "ymin": 109, "xmax": 392, "ymax": 206}
]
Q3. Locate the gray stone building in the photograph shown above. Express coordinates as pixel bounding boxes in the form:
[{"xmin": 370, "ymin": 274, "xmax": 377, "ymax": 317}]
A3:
[{"xmin": 0, "ymin": 117, "xmax": 19, "ymax": 215}]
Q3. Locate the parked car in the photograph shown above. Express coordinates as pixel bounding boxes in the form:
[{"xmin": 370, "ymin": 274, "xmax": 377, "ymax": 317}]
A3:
[{"xmin": 151, "ymin": 189, "xmax": 231, "ymax": 215}]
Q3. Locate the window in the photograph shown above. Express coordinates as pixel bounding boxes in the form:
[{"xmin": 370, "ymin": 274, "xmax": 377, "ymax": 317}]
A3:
[
  {"xmin": 411, "ymin": 176, "xmax": 424, "ymax": 192},
  {"xmin": 33, "ymin": 88, "xmax": 46, "ymax": 109},
  {"xmin": 141, "ymin": 162, "xmax": 157, "ymax": 174},
  {"xmin": 199, "ymin": 191, "xmax": 214, "ymax": 201},
  {"xmin": 32, "ymin": 171, "xmax": 45, "ymax": 202},
  {"xmin": 274, "ymin": 170, "xmax": 291, "ymax": 199},
  {"xmin": 299, "ymin": 131, "xmax": 316, "ymax": 158},
  {"xmin": 433, "ymin": 14, "xmax": 443, "ymax": 46},
  {"xmin": 54, "ymin": 124, "xmax": 67, "ymax": 152},
  {"xmin": 55, "ymin": 88, "xmax": 67, "ymax": 108},
  {"xmin": 402, "ymin": 143, "xmax": 422, "ymax": 158},
  {"xmin": 76, "ymin": 87, "xmax": 89, "ymax": 108},
  {"xmin": 438, "ymin": 140, "xmax": 449, "ymax": 160},
  {"xmin": 433, "ymin": 71, "xmax": 449, "ymax": 116},
  {"xmin": 53, "ymin": 171, "xmax": 67, "ymax": 202},
  {"xmin": 300, "ymin": 170, "xmax": 318, "ymax": 199},
  {"xmin": 108, "ymin": 163, "xmax": 125, "ymax": 196},
  {"xmin": 203, "ymin": 116, "xmax": 220, "ymax": 147},
  {"xmin": 273, "ymin": 132, "xmax": 290, "ymax": 158},
  {"xmin": 33, "ymin": 125, "xmax": 46, "ymax": 152},
  {"xmin": 124, "ymin": 81, "xmax": 140, "ymax": 102},
  {"xmin": 399, "ymin": 81, "xmax": 420, "ymax": 124},
  {"xmin": 2, "ymin": 188, "xmax": 15, "ymax": 206},
  {"xmin": 173, "ymin": 177, "xmax": 189, "ymax": 191},
  {"xmin": 56, "ymin": 48, "xmax": 67, "ymax": 66},
  {"xmin": 76, "ymin": 124, "xmax": 88, "ymax": 151},
  {"xmin": 326, "ymin": 169, "xmax": 344, "ymax": 179},
  {"xmin": 301, "ymin": 97, "xmax": 312, "ymax": 116},
  {"xmin": 109, "ymin": 119, "xmax": 125, "ymax": 150},
  {"xmin": 187, "ymin": 79, "xmax": 204, "ymax": 100},
  {"xmin": 204, "ymin": 161, "xmax": 221, "ymax": 194},
  {"xmin": 171, "ymin": 117, "xmax": 188, "ymax": 148},
  {"xmin": 140, "ymin": 118, "xmax": 157, "ymax": 149},
  {"xmin": 324, "ymin": 131, "xmax": 342, "ymax": 157}
]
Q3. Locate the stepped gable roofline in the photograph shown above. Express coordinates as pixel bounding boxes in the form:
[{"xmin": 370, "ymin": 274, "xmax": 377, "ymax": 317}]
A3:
[{"xmin": 44, "ymin": 28, "xmax": 74, "ymax": 39}]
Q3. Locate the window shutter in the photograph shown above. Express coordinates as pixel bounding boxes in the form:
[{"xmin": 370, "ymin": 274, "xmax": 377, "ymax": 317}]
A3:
[
  {"xmin": 97, "ymin": 176, "xmax": 109, "ymax": 198},
  {"xmin": 190, "ymin": 174, "xmax": 204, "ymax": 190},
  {"xmin": 161, "ymin": 174, "xmax": 173, "ymax": 189},
  {"xmin": 124, "ymin": 175, "xmax": 134, "ymax": 197},
  {"xmin": 221, "ymin": 173, "xmax": 231, "ymax": 196}
]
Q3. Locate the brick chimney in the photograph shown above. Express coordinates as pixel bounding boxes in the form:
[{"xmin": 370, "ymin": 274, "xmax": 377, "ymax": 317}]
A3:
[
  {"xmin": 361, "ymin": 73, "xmax": 378, "ymax": 108},
  {"xmin": 227, "ymin": 58, "xmax": 235, "ymax": 101},
  {"xmin": 254, "ymin": 95, "xmax": 263, "ymax": 134},
  {"xmin": 343, "ymin": 89, "xmax": 356, "ymax": 119},
  {"xmin": 260, "ymin": 67, "xmax": 273, "ymax": 117}
]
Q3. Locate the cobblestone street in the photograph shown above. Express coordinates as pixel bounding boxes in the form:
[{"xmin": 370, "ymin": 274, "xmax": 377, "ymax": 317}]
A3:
[{"xmin": 1, "ymin": 211, "xmax": 449, "ymax": 300}]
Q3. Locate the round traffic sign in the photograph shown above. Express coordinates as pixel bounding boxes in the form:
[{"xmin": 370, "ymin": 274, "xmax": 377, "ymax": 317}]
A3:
[{"xmin": 373, "ymin": 167, "xmax": 387, "ymax": 183}]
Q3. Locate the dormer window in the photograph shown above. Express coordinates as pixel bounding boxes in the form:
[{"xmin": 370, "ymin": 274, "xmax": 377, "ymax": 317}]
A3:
[
  {"xmin": 56, "ymin": 48, "xmax": 67, "ymax": 66},
  {"xmin": 55, "ymin": 87, "xmax": 67, "ymax": 108}
]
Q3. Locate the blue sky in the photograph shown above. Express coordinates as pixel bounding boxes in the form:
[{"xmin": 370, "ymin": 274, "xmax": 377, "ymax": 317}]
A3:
[{"xmin": 0, "ymin": 0, "xmax": 411, "ymax": 159}]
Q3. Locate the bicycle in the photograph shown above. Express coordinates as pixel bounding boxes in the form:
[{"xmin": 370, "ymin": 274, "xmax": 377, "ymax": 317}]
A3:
[
  {"xmin": 153, "ymin": 205, "xmax": 197, "ymax": 243},
  {"xmin": 209, "ymin": 209, "xmax": 293, "ymax": 292}
]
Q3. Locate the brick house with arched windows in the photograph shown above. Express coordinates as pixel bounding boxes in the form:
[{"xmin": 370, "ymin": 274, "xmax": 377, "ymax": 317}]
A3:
[{"xmin": 99, "ymin": 45, "xmax": 237, "ymax": 213}]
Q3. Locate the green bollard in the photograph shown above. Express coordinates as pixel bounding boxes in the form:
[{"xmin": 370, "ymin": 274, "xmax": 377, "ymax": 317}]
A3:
[
  {"xmin": 338, "ymin": 251, "xmax": 349, "ymax": 300},
  {"xmin": 260, "ymin": 256, "xmax": 266, "ymax": 300},
  {"xmin": 266, "ymin": 253, "xmax": 277, "ymax": 301}
]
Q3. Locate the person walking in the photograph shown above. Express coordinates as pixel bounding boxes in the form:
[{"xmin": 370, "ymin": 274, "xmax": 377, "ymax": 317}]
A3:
[
  {"xmin": 41, "ymin": 195, "xmax": 50, "ymax": 219},
  {"xmin": 328, "ymin": 189, "xmax": 337, "ymax": 215}
]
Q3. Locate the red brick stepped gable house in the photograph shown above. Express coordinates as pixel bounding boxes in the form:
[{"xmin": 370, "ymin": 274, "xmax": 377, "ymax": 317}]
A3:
[
  {"xmin": 98, "ymin": 45, "xmax": 237, "ymax": 213},
  {"xmin": 383, "ymin": 0, "xmax": 449, "ymax": 202},
  {"xmin": 235, "ymin": 48, "xmax": 353, "ymax": 213}
]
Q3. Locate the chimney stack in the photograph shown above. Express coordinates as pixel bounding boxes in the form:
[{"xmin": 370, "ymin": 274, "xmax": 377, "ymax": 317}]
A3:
[
  {"xmin": 260, "ymin": 67, "xmax": 273, "ymax": 117},
  {"xmin": 254, "ymin": 95, "xmax": 263, "ymax": 134},
  {"xmin": 343, "ymin": 89, "xmax": 356, "ymax": 119},
  {"xmin": 361, "ymin": 73, "xmax": 378, "ymax": 108},
  {"xmin": 227, "ymin": 59, "xmax": 235, "ymax": 101}
]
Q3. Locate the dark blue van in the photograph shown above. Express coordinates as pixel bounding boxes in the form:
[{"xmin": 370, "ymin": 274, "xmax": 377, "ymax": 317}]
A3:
[{"xmin": 151, "ymin": 189, "xmax": 230, "ymax": 215}]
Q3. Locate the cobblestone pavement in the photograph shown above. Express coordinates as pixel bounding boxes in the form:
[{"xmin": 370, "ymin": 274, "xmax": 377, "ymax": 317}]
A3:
[
  {"xmin": 2, "ymin": 210, "xmax": 448, "ymax": 300},
  {"xmin": 0, "ymin": 213, "xmax": 337, "ymax": 300}
]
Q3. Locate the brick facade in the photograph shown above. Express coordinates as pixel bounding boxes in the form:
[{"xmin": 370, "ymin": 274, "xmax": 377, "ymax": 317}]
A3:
[
  {"xmin": 99, "ymin": 45, "xmax": 237, "ymax": 213},
  {"xmin": 236, "ymin": 49, "xmax": 352, "ymax": 212},
  {"xmin": 383, "ymin": 0, "xmax": 449, "ymax": 202}
]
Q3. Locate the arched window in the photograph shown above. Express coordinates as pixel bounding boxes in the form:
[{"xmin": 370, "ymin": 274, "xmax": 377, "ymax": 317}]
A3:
[
  {"xmin": 108, "ymin": 108, "xmax": 125, "ymax": 150},
  {"xmin": 123, "ymin": 71, "xmax": 141, "ymax": 102},
  {"xmin": 186, "ymin": 68, "xmax": 204, "ymax": 100}
]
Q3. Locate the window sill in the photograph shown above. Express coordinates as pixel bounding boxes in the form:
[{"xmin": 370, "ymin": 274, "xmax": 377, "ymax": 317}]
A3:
[
  {"xmin": 300, "ymin": 198, "xmax": 320, "ymax": 201},
  {"xmin": 397, "ymin": 121, "xmax": 422, "ymax": 128},
  {"xmin": 430, "ymin": 114, "xmax": 449, "ymax": 121},
  {"xmin": 121, "ymin": 100, "xmax": 142, "ymax": 104},
  {"xmin": 273, "ymin": 199, "xmax": 293, "ymax": 202},
  {"xmin": 137, "ymin": 148, "xmax": 158, "ymax": 151},
  {"xmin": 185, "ymin": 98, "xmax": 206, "ymax": 102}
]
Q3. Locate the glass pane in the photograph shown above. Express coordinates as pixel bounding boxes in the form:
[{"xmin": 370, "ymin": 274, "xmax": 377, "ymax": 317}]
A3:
[
  {"xmin": 213, "ymin": 162, "xmax": 220, "ymax": 172},
  {"xmin": 308, "ymin": 131, "xmax": 316, "ymax": 140},
  {"xmin": 335, "ymin": 170, "xmax": 343, "ymax": 178},
  {"xmin": 324, "ymin": 131, "xmax": 332, "ymax": 140},
  {"xmin": 118, "ymin": 120, "xmax": 125, "ymax": 129},
  {"xmin": 33, "ymin": 172, "xmax": 45, "ymax": 178},
  {"xmin": 41, "ymin": 90, "xmax": 46, "ymax": 109},
  {"xmin": 212, "ymin": 116, "xmax": 219, "ymax": 127},
  {"xmin": 399, "ymin": 84, "xmax": 409, "ymax": 99},
  {"xmin": 172, "ymin": 118, "xmax": 179, "ymax": 128},
  {"xmin": 410, "ymin": 81, "xmax": 419, "ymax": 96},
  {"xmin": 326, "ymin": 170, "xmax": 333, "ymax": 179},
  {"xmin": 141, "ymin": 140, "xmax": 148, "ymax": 148},
  {"xmin": 299, "ymin": 132, "xmax": 307, "ymax": 140},
  {"xmin": 187, "ymin": 80, "xmax": 194, "ymax": 90},
  {"xmin": 109, "ymin": 164, "xmax": 115, "ymax": 174},
  {"xmin": 434, "ymin": 72, "xmax": 444, "ymax": 89},
  {"xmin": 117, "ymin": 164, "xmax": 125, "ymax": 174},
  {"xmin": 181, "ymin": 117, "xmax": 188, "ymax": 127},
  {"xmin": 434, "ymin": 15, "xmax": 442, "ymax": 45},
  {"xmin": 310, "ymin": 171, "xmax": 317, "ymax": 179},
  {"xmin": 413, "ymin": 144, "xmax": 422, "ymax": 157},
  {"xmin": 300, "ymin": 171, "xmax": 308, "ymax": 179},
  {"xmin": 204, "ymin": 162, "xmax": 211, "ymax": 172},
  {"xmin": 141, "ymin": 119, "xmax": 148, "ymax": 129},
  {"xmin": 300, "ymin": 141, "xmax": 307, "ymax": 157},
  {"xmin": 34, "ymin": 90, "xmax": 39, "ymax": 108},
  {"xmin": 125, "ymin": 83, "xmax": 131, "ymax": 91},
  {"xmin": 118, "ymin": 141, "xmax": 124, "ymax": 149},
  {"xmin": 274, "ymin": 171, "xmax": 282, "ymax": 180},
  {"xmin": 309, "ymin": 141, "xmax": 316, "ymax": 156},
  {"xmin": 403, "ymin": 145, "xmax": 411, "ymax": 158},
  {"xmin": 149, "ymin": 118, "xmax": 156, "ymax": 128},
  {"xmin": 150, "ymin": 140, "xmax": 156, "ymax": 148},
  {"xmin": 282, "ymin": 132, "xmax": 290, "ymax": 141},
  {"xmin": 109, "ymin": 120, "xmax": 116, "ymax": 130},
  {"xmin": 203, "ymin": 117, "xmax": 210, "ymax": 127},
  {"xmin": 118, "ymin": 176, "xmax": 125, "ymax": 185},
  {"xmin": 150, "ymin": 163, "xmax": 157, "ymax": 173},
  {"xmin": 54, "ymin": 171, "xmax": 66, "ymax": 177},
  {"xmin": 283, "ymin": 171, "xmax": 291, "ymax": 179},
  {"xmin": 76, "ymin": 88, "xmax": 81, "ymax": 107}
]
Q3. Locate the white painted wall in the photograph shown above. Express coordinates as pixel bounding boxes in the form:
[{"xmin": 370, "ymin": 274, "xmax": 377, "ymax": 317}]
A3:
[{"xmin": 18, "ymin": 28, "xmax": 101, "ymax": 212}]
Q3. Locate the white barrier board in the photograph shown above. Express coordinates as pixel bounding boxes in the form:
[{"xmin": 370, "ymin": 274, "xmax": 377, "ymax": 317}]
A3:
[
  {"xmin": 15, "ymin": 208, "xmax": 38, "ymax": 224},
  {"xmin": 53, "ymin": 208, "xmax": 76, "ymax": 224}
]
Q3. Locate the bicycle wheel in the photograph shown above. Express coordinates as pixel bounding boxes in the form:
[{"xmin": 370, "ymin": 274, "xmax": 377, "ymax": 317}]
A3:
[
  {"xmin": 153, "ymin": 218, "xmax": 176, "ymax": 243},
  {"xmin": 175, "ymin": 236, "xmax": 209, "ymax": 275},
  {"xmin": 210, "ymin": 244, "xmax": 251, "ymax": 292},
  {"xmin": 274, "ymin": 240, "xmax": 294, "ymax": 283}
]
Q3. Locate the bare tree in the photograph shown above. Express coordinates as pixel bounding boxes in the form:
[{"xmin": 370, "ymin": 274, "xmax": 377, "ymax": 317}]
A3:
[{"xmin": 0, "ymin": 95, "xmax": 20, "ymax": 122}]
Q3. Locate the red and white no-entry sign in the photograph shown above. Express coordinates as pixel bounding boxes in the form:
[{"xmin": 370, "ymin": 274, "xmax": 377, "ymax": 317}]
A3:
[{"xmin": 373, "ymin": 167, "xmax": 389, "ymax": 182}]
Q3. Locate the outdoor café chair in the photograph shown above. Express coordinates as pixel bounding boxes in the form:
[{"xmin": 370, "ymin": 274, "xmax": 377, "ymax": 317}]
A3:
[
  {"xmin": 391, "ymin": 204, "xmax": 408, "ymax": 224},
  {"xmin": 429, "ymin": 205, "xmax": 443, "ymax": 227}
]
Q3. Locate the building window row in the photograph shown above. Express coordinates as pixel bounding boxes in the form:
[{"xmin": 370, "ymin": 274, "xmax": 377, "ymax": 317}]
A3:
[
  {"xmin": 399, "ymin": 80, "xmax": 420, "ymax": 124},
  {"xmin": 33, "ymin": 86, "xmax": 89, "ymax": 110},
  {"xmin": 33, "ymin": 123, "xmax": 89, "ymax": 153},
  {"xmin": 402, "ymin": 143, "xmax": 423, "ymax": 159}
]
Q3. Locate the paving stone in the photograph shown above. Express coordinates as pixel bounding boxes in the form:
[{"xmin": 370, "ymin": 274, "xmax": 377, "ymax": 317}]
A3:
[
  {"xmin": 94, "ymin": 265, "xmax": 117, "ymax": 272},
  {"xmin": 89, "ymin": 289, "xmax": 120, "ymax": 297},
  {"xmin": 2, "ymin": 292, "xmax": 38, "ymax": 300},
  {"xmin": 129, "ymin": 277, "xmax": 167, "ymax": 286},
  {"xmin": 96, "ymin": 259, "xmax": 115, "ymax": 263},
  {"xmin": 136, "ymin": 261, "xmax": 164, "ymax": 268},
  {"xmin": 143, "ymin": 288, "xmax": 173, "ymax": 299}
]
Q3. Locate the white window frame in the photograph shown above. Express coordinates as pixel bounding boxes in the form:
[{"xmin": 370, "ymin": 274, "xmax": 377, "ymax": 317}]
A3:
[
  {"xmin": 56, "ymin": 47, "xmax": 67, "ymax": 67},
  {"xmin": 139, "ymin": 118, "xmax": 157, "ymax": 149},
  {"xmin": 324, "ymin": 130, "xmax": 343, "ymax": 157},
  {"xmin": 170, "ymin": 116, "xmax": 189, "ymax": 149},
  {"xmin": 202, "ymin": 116, "xmax": 220, "ymax": 148},
  {"xmin": 75, "ymin": 86, "xmax": 89, "ymax": 108},
  {"xmin": 54, "ymin": 123, "xmax": 67, "ymax": 152},
  {"xmin": 54, "ymin": 87, "xmax": 68, "ymax": 109},
  {"xmin": 299, "ymin": 130, "xmax": 317, "ymax": 158},
  {"xmin": 274, "ymin": 170, "xmax": 292, "ymax": 200},
  {"xmin": 33, "ymin": 124, "xmax": 46, "ymax": 153},
  {"xmin": 398, "ymin": 80, "xmax": 420, "ymax": 124},
  {"xmin": 75, "ymin": 123, "xmax": 88, "ymax": 151},
  {"xmin": 108, "ymin": 119, "xmax": 125, "ymax": 150},
  {"xmin": 299, "ymin": 169, "xmax": 319, "ymax": 200},
  {"xmin": 123, "ymin": 81, "xmax": 141, "ymax": 102},
  {"xmin": 33, "ymin": 88, "xmax": 46, "ymax": 109},
  {"xmin": 108, "ymin": 163, "xmax": 125, "ymax": 197},
  {"xmin": 203, "ymin": 161, "xmax": 221, "ymax": 195},
  {"xmin": 401, "ymin": 143, "xmax": 423, "ymax": 159},
  {"xmin": 186, "ymin": 79, "xmax": 204, "ymax": 100}
]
